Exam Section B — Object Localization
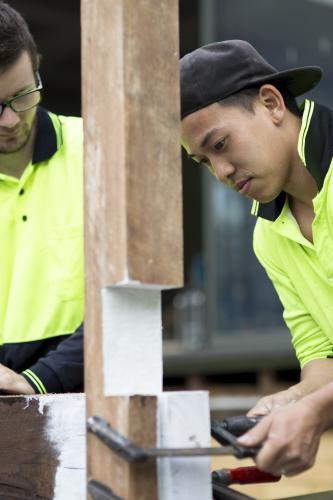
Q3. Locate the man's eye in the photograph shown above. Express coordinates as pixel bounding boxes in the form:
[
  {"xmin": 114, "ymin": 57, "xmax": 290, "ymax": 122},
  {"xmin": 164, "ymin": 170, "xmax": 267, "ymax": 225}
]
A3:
[{"xmin": 214, "ymin": 139, "xmax": 225, "ymax": 151}]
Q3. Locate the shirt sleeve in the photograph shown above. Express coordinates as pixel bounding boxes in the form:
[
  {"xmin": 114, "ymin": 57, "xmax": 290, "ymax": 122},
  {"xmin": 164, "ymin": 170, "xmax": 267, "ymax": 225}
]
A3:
[
  {"xmin": 21, "ymin": 323, "xmax": 84, "ymax": 394},
  {"xmin": 253, "ymin": 237, "xmax": 333, "ymax": 369}
]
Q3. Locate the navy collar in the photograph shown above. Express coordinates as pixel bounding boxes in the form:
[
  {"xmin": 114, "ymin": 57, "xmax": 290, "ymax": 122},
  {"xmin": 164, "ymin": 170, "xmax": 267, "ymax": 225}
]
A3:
[
  {"xmin": 32, "ymin": 106, "xmax": 59, "ymax": 164},
  {"xmin": 252, "ymin": 100, "xmax": 333, "ymax": 221}
]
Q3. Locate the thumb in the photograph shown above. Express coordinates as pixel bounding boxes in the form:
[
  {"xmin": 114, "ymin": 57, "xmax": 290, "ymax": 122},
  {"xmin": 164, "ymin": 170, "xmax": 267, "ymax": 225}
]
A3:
[
  {"xmin": 247, "ymin": 405, "xmax": 270, "ymax": 417},
  {"xmin": 237, "ymin": 414, "xmax": 272, "ymax": 447},
  {"xmin": 247, "ymin": 398, "xmax": 274, "ymax": 417}
]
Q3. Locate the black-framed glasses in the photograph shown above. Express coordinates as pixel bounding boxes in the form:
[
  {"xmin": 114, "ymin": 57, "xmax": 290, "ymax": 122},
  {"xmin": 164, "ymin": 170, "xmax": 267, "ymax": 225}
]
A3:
[{"xmin": 0, "ymin": 72, "xmax": 43, "ymax": 118}]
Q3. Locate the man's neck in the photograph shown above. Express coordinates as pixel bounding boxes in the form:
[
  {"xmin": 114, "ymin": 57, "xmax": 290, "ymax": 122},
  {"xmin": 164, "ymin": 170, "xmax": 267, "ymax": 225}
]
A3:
[
  {"xmin": 283, "ymin": 111, "xmax": 318, "ymax": 207},
  {"xmin": 287, "ymin": 159, "xmax": 318, "ymax": 206},
  {"xmin": 286, "ymin": 155, "xmax": 318, "ymax": 244},
  {"xmin": 0, "ymin": 123, "xmax": 37, "ymax": 179}
]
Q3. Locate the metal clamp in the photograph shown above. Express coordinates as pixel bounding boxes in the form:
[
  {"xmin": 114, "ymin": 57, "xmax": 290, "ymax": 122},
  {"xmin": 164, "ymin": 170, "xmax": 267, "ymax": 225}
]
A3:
[
  {"xmin": 211, "ymin": 419, "xmax": 260, "ymax": 458},
  {"xmin": 87, "ymin": 415, "xmax": 254, "ymax": 462},
  {"xmin": 88, "ymin": 480, "xmax": 123, "ymax": 500},
  {"xmin": 212, "ymin": 481, "xmax": 255, "ymax": 500}
]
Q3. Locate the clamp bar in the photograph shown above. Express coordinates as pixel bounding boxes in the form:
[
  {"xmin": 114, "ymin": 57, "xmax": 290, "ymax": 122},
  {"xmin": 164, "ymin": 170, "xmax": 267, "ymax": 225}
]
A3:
[
  {"xmin": 211, "ymin": 424, "xmax": 260, "ymax": 459},
  {"xmin": 88, "ymin": 416, "xmax": 146, "ymax": 462},
  {"xmin": 88, "ymin": 480, "xmax": 123, "ymax": 500},
  {"xmin": 211, "ymin": 419, "xmax": 260, "ymax": 458},
  {"xmin": 87, "ymin": 416, "xmax": 251, "ymax": 462},
  {"xmin": 212, "ymin": 482, "xmax": 255, "ymax": 500}
]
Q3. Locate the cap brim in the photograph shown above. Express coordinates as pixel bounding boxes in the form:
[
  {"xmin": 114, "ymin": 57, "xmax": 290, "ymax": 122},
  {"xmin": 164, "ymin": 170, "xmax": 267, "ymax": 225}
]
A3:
[{"xmin": 248, "ymin": 66, "xmax": 322, "ymax": 97}]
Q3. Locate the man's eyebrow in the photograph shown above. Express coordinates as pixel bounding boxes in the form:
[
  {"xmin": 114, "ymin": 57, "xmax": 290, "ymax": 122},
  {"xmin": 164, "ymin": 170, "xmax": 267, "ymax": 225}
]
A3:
[
  {"xmin": 2, "ymin": 81, "xmax": 36, "ymax": 101},
  {"xmin": 200, "ymin": 128, "xmax": 219, "ymax": 149},
  {"xmin": 12, "ymin": 83, "xmax": 35, "ymax": 97},
  {"xmin": 184, "ymin": 127, "xmax": 220, "ymax": 160}
]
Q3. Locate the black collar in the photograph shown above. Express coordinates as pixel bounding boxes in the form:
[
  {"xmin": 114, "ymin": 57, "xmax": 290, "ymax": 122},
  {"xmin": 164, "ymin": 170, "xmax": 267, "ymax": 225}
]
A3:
[
  {"xmin": 32, "ymin": 107, "xmax": 59, "ymax": 164},
  {"xmin": 253, "ymin": 100, "xmax": 333, "ymax": 221}
]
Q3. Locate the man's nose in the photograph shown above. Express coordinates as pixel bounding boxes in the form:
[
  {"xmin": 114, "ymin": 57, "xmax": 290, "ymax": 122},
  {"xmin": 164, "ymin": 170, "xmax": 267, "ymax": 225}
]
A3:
[
  {"xmin": 0, "ymin": 106, "xmax": 20, "ymax": 128},
  {"xmin": 213, "ymin": 160, "xmax": 235, "ymax": 184}
]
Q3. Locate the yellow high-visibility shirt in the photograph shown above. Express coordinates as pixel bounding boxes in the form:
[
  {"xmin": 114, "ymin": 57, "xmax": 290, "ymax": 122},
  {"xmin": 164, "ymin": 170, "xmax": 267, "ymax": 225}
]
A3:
[
  {"xmin": 252, "ymin": 100, "xmax": 333, "ymax": 368},
  {"xmin": 0, "ymin": 108, "xmax": 83, "ymax": 348}
]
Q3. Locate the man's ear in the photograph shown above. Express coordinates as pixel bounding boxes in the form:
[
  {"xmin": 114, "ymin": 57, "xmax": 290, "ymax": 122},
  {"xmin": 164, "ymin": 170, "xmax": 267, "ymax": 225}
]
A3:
[{"xmin": 258, "ymin": 84, "xmax": 285, "ymax": 125}]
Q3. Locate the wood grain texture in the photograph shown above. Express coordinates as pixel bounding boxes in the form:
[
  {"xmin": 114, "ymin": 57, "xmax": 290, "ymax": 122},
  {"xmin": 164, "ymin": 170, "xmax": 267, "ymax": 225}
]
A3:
[
  {"xmin": 0, "ymin": 394, "xmax": 85, "ymax": 500},
  {"xmin": 81, "ymin": 1, "xmax": 182, "ymax": 497},
  {"xmin": 81, "ymin": 0, "xmax": 183, "ymax": 288},
  {"xmin": 86, "ymin": 396, "xmax": 158, "ymax": 500}
]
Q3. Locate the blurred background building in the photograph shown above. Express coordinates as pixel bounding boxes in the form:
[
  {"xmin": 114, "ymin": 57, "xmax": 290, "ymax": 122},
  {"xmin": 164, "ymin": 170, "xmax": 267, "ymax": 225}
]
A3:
[{"xmin": 9, "ymin": 0, "xmax": 333, "ymax": 388}]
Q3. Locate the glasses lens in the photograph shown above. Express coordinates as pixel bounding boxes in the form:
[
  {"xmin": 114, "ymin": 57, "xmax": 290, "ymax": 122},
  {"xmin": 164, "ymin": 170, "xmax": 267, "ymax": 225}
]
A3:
[{"xmin": 11, "ymin": 90, "xmax": 41, "ymax": 112}]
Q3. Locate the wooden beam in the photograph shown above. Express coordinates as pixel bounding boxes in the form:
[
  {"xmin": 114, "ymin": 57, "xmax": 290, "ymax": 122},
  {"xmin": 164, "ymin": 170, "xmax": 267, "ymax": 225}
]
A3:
[
  {"xmin": 81, "ymin": 0, "xmax": 182, "ymax": 498},
  {"xmin": 81, "ymin": 0, "xmax": 183, "ymax": 288}
]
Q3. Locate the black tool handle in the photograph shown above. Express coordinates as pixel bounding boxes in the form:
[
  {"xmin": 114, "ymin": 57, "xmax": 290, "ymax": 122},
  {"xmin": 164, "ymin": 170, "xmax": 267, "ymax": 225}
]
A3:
[
  {"xmin": 211, "ymin": 416, "xmax": 261, "ymax": 446},
  {"xmin": 222, "ymin": 415, "xmax": 262, "ymax": 437},
  {"xmin": 211, "ymin": 425, "xmax": 260, "ymax": 458}
]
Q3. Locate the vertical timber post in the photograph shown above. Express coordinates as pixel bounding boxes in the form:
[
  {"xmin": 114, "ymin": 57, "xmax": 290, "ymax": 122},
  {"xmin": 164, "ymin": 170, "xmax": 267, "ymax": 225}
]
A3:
[
  {"xmin": 82, "ymin": 1, "xmax": 212, "ymax": 498},
  {"xmin": 82, "ymin": 0, "xmax": 182, "ymax": 498}
]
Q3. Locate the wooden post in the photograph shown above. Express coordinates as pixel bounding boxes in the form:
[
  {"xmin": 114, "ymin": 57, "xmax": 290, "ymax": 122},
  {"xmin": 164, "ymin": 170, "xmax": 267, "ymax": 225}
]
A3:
[{"xmin": 81, "ymin": 0, "xmax": 183, "ymax": 498}]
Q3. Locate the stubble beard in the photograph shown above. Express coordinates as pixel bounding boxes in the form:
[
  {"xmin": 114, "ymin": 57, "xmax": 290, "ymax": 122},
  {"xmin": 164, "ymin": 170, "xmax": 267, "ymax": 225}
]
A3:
[{"xmin": 0, "ymin": 124, "xmax": 32, "ymax": 154}]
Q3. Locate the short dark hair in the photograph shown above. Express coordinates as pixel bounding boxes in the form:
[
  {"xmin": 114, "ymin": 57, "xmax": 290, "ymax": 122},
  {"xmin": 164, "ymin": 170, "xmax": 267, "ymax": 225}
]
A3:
[
  {"xmin": 219, "ymin": 86, "xmax": 302, "ymax": 118},
  {"xmin": 0, "ymin": 1, "xmax": 40, "ymax": 74}
]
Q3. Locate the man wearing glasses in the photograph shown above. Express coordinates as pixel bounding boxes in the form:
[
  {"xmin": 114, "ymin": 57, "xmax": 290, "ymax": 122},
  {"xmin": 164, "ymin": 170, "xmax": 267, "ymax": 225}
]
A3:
[{"xmin": 0, "ymin": 2, "xmax": 83, "ymax": 395}]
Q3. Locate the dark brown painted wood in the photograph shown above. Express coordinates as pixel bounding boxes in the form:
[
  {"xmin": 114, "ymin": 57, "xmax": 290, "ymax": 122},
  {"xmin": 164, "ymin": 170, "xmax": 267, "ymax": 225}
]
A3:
[{"xmin": 0, "ymin": 394, "xmax": 85, "ymax": 499}]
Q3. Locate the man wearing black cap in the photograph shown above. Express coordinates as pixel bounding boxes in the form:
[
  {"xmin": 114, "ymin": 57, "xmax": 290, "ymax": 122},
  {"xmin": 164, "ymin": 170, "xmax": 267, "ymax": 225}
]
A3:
[{"xmin": 180, "ymin": 40, "xmax": 333, "ymax": 475}]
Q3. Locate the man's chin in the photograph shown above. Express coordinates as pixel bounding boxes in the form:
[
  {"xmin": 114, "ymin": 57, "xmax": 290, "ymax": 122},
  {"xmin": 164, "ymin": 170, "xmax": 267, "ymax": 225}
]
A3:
[
  {"xmin": 256, "ymin": 193, "xmax": 281, "ymax": 204},
  {"xmin": 0, "ymin": 134, "xmax": 30, "ymax": 154}
]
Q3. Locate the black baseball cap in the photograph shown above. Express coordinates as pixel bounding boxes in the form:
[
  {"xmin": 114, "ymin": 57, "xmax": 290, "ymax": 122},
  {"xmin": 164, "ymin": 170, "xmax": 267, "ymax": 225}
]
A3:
[{"xmin": 180, "ymin": 40, "xmax": 322, "ymax": 119}]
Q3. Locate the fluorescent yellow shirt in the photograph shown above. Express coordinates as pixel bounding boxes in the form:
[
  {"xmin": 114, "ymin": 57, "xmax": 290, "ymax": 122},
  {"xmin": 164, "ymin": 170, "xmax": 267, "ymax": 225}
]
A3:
[
  {"xmin": 252, "ymin": 100, "xmax": 333, "ymax": 368},
  {"xmin": 0, "ymin": 108, "xmax": 83, "ymax": 346}
]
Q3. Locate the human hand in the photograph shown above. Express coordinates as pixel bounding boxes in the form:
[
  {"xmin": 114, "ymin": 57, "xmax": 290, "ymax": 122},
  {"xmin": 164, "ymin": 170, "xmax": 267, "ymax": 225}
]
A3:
[
  {"xmin": 238, "ymin": 400, "xmax": 322, "ymax": 477},
  {"xmin": 0, "ymin": 363, "xmax": 36, "ymax": 395},
  {"xmin": 247, "ymin": 387, "xmax": 301, "ymax": 416}
]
